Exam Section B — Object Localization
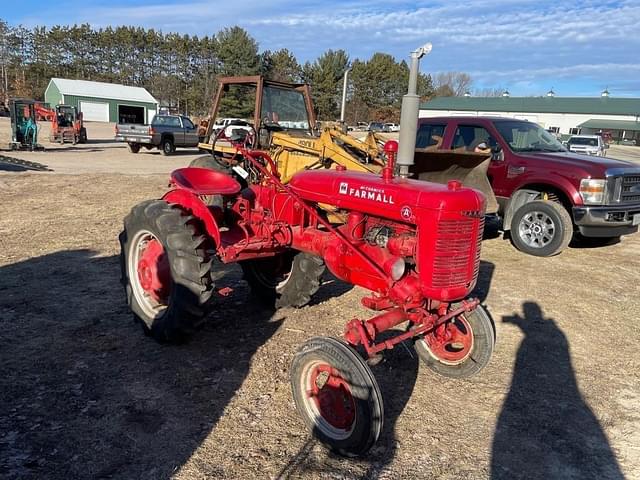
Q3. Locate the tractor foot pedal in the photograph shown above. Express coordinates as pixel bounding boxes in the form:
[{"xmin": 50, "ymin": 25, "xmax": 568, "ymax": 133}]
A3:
[{"xmin": 366, "ymin": 353, "xmax": 384, "ymax": 366}]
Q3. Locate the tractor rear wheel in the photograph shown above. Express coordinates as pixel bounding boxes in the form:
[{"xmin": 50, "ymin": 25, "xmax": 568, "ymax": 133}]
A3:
[
  {"xmin": 241, "ymin": 251, "xmax": 325, "ymax": 309},
  {"xmin": 79, "ymin": 127, "xmax": 87, "ymax": 143},
  {"xmin": 119, "ymin": 200, "xmax": 214, "ymax": 343},
  {"xmin": 291, "ymin": 337, "xmax": 383, "ymax": 457},
  {"xmin": 414, "ymin": 304, "xmax": 495, "ymax": 379}
]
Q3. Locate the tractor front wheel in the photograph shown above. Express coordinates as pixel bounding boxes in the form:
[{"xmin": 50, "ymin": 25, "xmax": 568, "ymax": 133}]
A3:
[
  {"xmin": 414, "ymin": 304, "xmax": 495, "ymax": 379},
  {"xmin": 241, "ymin": 252, "xmax": 325, "ymax": 309},
  {"xmin": 119, "ymin": 200, "xmax": 215, "ymax": 342},
  {"xmin": 291, "ymin": 337, "xmax": 383, "ymax": 457}
]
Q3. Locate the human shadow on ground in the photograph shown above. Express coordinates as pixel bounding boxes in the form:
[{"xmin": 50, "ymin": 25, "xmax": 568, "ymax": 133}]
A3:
[
  {"xmin": 491, "ymin": 302, "xmax": 624, "ymax": 480},
  {"xmin": 0, "ymin": 249, "xmax": 282, "ymax": 479},
  {"xmin": 277, "ymin": 260, "xmax": 496, "ymax": 479}
]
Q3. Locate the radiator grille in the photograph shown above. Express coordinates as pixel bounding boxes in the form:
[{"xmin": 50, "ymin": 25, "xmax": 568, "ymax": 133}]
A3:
[
  {"xmin": 432, "ymin": 215, "xmax": 484, "ymax": 289},
  {"xmin": 621, "ymin": 175, "xmax": 640, "ymax": 204}
]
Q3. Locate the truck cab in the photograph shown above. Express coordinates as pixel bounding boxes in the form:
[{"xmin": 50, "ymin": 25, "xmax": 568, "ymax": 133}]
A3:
[{"xmin": 417, "ymin": 116, "xmax": 640, "ymax": 256}]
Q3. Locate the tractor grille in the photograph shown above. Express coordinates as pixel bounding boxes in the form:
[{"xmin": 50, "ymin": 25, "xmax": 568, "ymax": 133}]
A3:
[
  {"xmin": 432, "ymin": 215, "xmax": 484, "ymax": 289},
  {"xmin": 621, "ymin": 175, "xmax": 640, "ymax": 204}
]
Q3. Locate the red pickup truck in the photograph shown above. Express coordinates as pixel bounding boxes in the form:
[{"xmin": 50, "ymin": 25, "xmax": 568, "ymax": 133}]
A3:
[{"xmin": 416, "ymin": 116, "xmax": 640, "ymax": 256}]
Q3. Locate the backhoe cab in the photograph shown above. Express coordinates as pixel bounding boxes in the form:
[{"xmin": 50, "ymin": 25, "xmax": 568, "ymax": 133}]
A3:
[{"xmin": 197, "ymin": 76, "xmax": 388, "ymax": 182}]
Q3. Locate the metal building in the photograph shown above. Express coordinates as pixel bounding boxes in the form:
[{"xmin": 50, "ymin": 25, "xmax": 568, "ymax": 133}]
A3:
[
  {"xmin": 420, "ymin": 92, "xmax": 640, "ymax": 142},
  {"xmin": 44, "ymin": 78, "xmax": 159, "ymax": 124}
]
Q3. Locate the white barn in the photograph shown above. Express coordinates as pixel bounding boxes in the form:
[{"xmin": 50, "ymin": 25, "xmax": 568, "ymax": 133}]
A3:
[{"xmin": 420, "ymin": 92, "xmax": 640, "ymax": 142}]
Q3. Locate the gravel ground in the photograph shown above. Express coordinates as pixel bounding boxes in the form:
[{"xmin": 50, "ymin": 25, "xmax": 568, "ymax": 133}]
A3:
[{"xmin": 0, "ymin": 119, "xmax": 639, "ymax": 480}]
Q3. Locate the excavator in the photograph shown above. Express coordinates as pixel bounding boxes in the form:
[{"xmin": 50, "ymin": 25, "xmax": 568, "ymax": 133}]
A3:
[{"xmin": 8, "ymin": 98, "xmax": 44, "ymax": 151}]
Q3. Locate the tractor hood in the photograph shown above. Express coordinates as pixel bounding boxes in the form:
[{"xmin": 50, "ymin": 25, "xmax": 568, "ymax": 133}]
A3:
[
  {"xmin": 289, "ymin": 169, "xmax": 486, "ymax": 223},
  {"xmin": 517, "ymin": 151, "xmax": 636, "ymax": 177}
]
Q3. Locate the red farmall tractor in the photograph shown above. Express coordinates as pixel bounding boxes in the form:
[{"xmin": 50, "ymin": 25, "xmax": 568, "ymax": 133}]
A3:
[{"xmin": 120, "ymin": 141, "xmax": 495, "ymax": 456}]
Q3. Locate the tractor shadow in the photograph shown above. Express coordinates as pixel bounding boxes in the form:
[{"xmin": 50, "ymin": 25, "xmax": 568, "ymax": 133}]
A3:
[
  {"xmin": 308, "ymin": 272, "xmax": 354, "ymax": 306},
  {"xmin": 491, "ymin": 302, "xmax": 623, "ymax": 479},
  {"xmin": 0, "ymin": 249, "xmax": 281, "ymax": 479}
]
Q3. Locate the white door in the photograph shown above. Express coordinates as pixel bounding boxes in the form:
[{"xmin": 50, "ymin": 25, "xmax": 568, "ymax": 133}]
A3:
[
  {"xmin": 80, "ymin": 101, "xmax": 109, "ymax": 122},
  {"xmin": 147, "ymin": 109, "xmax": 156, "ymax": 124}
]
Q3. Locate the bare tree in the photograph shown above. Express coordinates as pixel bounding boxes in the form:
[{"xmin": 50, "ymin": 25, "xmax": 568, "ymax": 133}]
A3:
[
  {"xmin": 433, "ymin": 71, "xmax": 473, "ymax": 97},
  {"xmin": 474, "ymin": 87, "xmax": 505, "ymax": 97}
]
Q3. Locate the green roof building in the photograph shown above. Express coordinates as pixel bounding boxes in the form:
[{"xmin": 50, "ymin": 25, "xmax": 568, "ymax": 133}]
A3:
[{"xmin": 420, "ymin": 91, "xmax": 640, "ymax": 141}]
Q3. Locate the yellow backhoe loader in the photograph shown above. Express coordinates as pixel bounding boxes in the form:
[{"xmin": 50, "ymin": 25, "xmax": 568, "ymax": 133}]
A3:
[{"xmin": 193, "ymin": 75, "xmax": 496, "ymax": 214}]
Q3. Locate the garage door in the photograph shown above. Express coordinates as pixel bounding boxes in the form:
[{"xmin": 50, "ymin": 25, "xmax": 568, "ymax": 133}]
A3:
[{"xmin": 79, "ymin": 101, "xmax": 109, "ymax": 122}]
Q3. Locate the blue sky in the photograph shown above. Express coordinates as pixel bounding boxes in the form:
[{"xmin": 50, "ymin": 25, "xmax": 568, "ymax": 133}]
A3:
[{"xmin": 5, "ymin": 0, "xmax": 640, "ymax": 97}]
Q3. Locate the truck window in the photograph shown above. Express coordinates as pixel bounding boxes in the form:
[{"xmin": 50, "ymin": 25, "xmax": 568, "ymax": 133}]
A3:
[
  {"xmin": 182, "ymin": 118, "xmax": 195, "ymax": 129},
  {"xmin": 452, "ymin": 125, "xmax": 496, "ymax": 152},
  {"xmin": 493, "ymin": 120, "xmax": 565, "ymax": 152},
  {"xmin": 416, "ymin": 124, "xmax": 445, "ymax": 149}
]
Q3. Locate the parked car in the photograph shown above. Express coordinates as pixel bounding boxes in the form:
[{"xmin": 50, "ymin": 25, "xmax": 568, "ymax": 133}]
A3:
[
  {"xmin": 115, "ymin": 114, "xmax": 199, "ymax": 155},
  {"xmin": 417, "ymin": 116, "xmax": 640, "ymax": 256},
  {"xmin": 368, "ymin": 122, "xmax": 384, "ymax": 132},
  {"xmin": 384, "ymin": 123, "xmax": 400, "ymax": 132},
  {"xmin": 620, "ymin": 138, "xmax": 637, "ymax": 146},
  {"xmin": 567, "ymin": 135, "xmax": 608, "ymax": 156},
  {"xmin": 212, "ymin": 117, "xmax": 252, "ymax": 132}
]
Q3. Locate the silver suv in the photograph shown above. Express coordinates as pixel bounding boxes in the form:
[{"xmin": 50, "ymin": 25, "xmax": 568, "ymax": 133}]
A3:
[{"xmin": 567, "ymin": 135, "xmax": 608, "ymax": 156}]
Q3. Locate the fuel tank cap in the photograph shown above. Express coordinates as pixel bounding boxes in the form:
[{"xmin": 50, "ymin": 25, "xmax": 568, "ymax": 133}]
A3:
[{"xmin": 447, "ymin": 180, "xmax": 462, "ymax": 191}]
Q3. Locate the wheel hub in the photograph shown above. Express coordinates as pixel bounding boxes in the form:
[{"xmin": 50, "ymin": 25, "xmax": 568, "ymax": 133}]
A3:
[
  {"xmin": 423, "ymin": 315, "xmax": 474, "ymax": 364},
  {"xmin": 136, "ymin": 239, "xmax": 171, "ymax": 303},
  {"xmin": 519, "ymin": 211, "xmax": 555, "ymax": 248},
  {"xmin": 309, "ymin": 364, "xmax": 355, "ymax": 430}
]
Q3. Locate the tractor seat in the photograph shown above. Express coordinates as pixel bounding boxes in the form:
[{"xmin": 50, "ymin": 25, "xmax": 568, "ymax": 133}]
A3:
[{"xmin": 170, "ymin": 167, "xmax": 241, "ymax": 196}]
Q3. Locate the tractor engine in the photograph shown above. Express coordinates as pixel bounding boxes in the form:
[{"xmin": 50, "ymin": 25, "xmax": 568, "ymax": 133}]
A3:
[{"xmin": 287, "ymin": 169, "xmax": 486, "ymax": 307}]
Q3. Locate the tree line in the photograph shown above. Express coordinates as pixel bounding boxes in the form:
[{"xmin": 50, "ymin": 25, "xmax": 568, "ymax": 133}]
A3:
[{"xmin": 0, "ymin": 19, "xmax": 492, "ymax": 122}]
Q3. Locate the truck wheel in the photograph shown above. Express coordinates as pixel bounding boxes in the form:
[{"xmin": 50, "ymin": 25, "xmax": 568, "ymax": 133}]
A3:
[
  {"xmin": 291, "ymin": 337, "xmax": 383, "ymax": 457},
  {"xmin": 128, "ymin": 143, "xmax": 141, "ymax": 154},
  {"xmin": 510, "ymin": 200, "xmax": 573, "ymax": 257},
  {"xmin": 414, "ymin": 304, "xmax": 495, "ymax": 379},
  {"xmin": 161, "ymin": 138, "xmax": 174, "ymax": 155},
  {"xmin": 119, "ymin": 200, "xmax": 214, "ymax": 343},
  {"xmin": 241, "ymin": 252, "xmax": 325, "ymax": 309}
]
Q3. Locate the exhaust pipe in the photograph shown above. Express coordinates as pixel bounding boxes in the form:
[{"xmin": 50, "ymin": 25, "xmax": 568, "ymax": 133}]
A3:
[
  {"xmin": 340, "ymin": 68, "xmax": 351, "ymax": 133},
  {"xmin": 397, "ymin": 43, "xmax": 432, "ymax": 178}
]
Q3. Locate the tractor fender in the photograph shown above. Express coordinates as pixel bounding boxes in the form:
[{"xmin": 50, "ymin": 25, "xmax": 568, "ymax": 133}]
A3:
[
  {"xmin": 162, "ymin": 189, "xmax": 221, "ymax": 248},
  {"xmin": 502, "ymin": 189, "xmax": 540, "ymax": 231}
]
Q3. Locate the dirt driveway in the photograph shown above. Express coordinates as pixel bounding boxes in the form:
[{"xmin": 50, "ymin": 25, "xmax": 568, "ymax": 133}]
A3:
[{"xmin": 1, "ymin": 121, "xmax": 639, "ymax": 480}]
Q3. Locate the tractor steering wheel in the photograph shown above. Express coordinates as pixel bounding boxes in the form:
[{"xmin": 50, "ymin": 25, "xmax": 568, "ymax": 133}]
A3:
[{"xmin": 210, "ymin": 124, "xmax": 257, "ymax": 169}]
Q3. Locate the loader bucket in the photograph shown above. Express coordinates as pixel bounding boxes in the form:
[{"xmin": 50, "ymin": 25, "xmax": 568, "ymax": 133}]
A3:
[{"xmin": 410, "ymin": 149, "xmax": 498, "ymax": 214}]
